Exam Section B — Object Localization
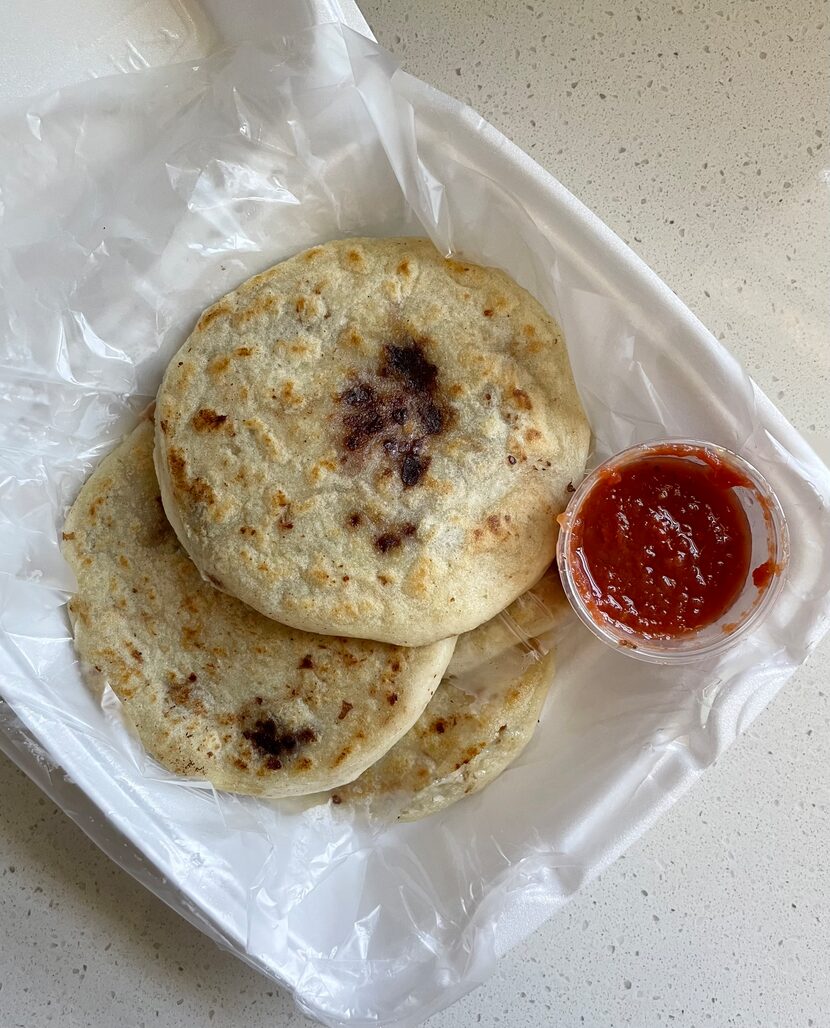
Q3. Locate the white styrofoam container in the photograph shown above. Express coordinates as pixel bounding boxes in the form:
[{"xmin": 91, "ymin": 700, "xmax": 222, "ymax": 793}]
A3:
[{"xmin": 1, "ymin": 2, "xmax": 828, "ymax": 1025}]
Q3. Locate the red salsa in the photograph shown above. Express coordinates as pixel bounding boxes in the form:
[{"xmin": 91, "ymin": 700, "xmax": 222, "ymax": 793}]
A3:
[{"xmin": 569, "ymin": 451, "xmax": 753, "ymax": 639}]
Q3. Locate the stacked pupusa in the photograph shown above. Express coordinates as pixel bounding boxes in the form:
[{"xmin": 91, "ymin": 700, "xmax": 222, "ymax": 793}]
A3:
[{"xmin": 63, "ymin": 238, "xmax": 589, "ymax": 819}]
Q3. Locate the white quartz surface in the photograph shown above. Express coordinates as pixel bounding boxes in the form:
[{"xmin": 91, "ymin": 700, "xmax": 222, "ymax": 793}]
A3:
[{"xmin": 1, "ymin": 1, "xmax": 828, "ymax": 1026}]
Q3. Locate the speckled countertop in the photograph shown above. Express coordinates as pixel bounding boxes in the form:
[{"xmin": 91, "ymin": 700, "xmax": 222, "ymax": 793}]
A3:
[{"xmin": 1, "ymin": 1, "xmax": 828, "ymax": 1026}]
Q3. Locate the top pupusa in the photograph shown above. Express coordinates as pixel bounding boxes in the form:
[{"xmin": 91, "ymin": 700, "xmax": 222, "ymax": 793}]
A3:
[{"xmin": 154, "ymin": 237, "xmax": 590, "ymax": 646}]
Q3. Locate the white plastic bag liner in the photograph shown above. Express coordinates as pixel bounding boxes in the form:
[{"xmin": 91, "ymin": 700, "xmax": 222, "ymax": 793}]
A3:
[{"xmin": 1, "ymin": 15, "xmax": 829, "ymax": 1028}]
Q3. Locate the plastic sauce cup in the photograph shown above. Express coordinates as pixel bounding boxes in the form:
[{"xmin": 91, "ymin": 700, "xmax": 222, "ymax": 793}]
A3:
[{"xmin": 556, "ymin": 440, "xmax": 789, "ymax": 664}]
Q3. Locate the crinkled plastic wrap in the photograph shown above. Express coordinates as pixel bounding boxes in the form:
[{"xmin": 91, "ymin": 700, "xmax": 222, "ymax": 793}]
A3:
[{"xmin": 1, "ymin": 20, "xmax": 829, "ymax": 1028}]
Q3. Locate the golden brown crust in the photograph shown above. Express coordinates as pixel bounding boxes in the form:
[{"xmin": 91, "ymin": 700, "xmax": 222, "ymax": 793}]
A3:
[
  {"xmin": 62, "ymin": 422, "xmax": 455, "ymax": 797},
  {"xmin": 330, "ymin": 567, "xmax": 568, "ymax": 819},
  {"xmin": 155, "ymin": 238, "xmax": 590, "ymax": 645},
  {"xmin": 332, "ymin": 647, "xmax": 556, "ymax": 821}
]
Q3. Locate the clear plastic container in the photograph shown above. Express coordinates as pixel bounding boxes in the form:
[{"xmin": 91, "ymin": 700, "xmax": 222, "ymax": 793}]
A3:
[{"xmin": 556, "ymin": 440, "xmax": 790, "ymax": 664}]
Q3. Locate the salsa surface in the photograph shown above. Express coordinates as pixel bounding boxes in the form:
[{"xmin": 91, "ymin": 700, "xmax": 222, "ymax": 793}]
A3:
[{"xmin": 570, "ymin": 451, "xmax": 752, "ymax": 638}]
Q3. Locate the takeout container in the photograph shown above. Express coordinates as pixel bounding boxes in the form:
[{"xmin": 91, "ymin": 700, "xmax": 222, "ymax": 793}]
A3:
[{"xmin": 0, "ymin": 3, "xmax": 829, "ymax": 1027}]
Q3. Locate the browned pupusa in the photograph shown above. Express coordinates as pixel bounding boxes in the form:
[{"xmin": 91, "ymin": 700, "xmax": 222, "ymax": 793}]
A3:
[
  {"xmin": 332, "ymin": 648, "xmax": 556, "ymax": 821},
  {"xmin": 331, "ymin": 566, "xmax": 570, "ymax": 821},
  {"xmin": 154, "ymin": 237, "xmax": 590, "ymax": 646},
  {"xmin": 61, "ymin": 421, "xmax": 455, "ymax": 797}
]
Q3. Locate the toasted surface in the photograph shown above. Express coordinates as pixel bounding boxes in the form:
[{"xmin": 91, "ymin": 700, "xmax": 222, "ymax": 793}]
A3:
[
  {"xmin": 333, "ymin": 570, "xmax": 568, "ymax": 820},
  {"xmin": 155, "ymin": 237, "xmax": 590, "ymax": 646},
  {"xmin": 62, "ymin": 421, "xmax": 455, "ymax": 797},
  {"xmin": 332, "ymin": 647, "xmax": 556, "ymax": 822}
]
